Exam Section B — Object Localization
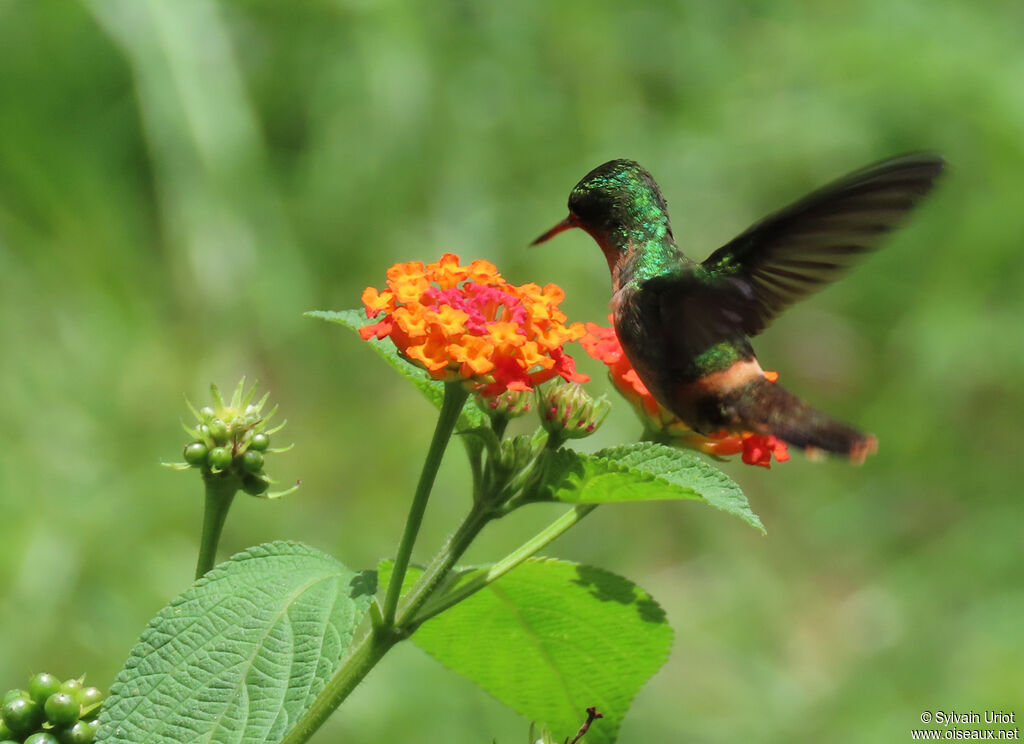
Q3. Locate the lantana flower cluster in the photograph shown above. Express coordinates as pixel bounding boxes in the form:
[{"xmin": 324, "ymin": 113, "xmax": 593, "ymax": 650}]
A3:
[
  {"xmin": 361, "ymin": 254, "xmax": 587, "ymax": 395},
  {"xmin": 581, "ymin": 319, "xmax": 789, "ymax": 468}
]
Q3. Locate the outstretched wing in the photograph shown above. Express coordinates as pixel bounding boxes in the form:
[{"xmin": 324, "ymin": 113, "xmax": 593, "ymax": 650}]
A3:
[{"xmin": 662, "ymin": 153, "xmax": 946, "ymax": 346}]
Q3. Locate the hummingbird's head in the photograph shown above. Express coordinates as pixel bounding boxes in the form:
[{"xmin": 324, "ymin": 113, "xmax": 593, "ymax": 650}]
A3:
[{"xmin": 532, "ymin": 160, "xmax": 674, "ymax": 264}]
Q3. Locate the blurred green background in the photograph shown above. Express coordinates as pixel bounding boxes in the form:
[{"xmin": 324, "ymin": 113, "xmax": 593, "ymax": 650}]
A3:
[{"xmin": 1, "ymin": 0, "xmax": 1021, "ymax": 741}]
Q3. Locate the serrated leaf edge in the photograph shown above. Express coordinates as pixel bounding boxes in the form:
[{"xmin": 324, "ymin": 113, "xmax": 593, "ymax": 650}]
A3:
[{"xmin": 586, "ymin": 443, "xmax": 765, "ymax": 532}]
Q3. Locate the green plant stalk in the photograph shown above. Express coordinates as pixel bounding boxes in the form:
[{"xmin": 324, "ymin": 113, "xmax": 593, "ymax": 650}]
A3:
[
  {"xmin": 545, "ymin": 428, "xmax": 568, "ymax": 452},
  {"xmin": 382, "ymin": 382, "xmax": 469, "ymax": 625},
  {"xmin": 277, "ymin": 628, "xmax": 398, "ymax": 744},
  {"xmin": 411, "ymin": 503, "xmax": 598, "ymax": 626},
  {"xmin": 394, "ymin": 499, "xmax": 493, "ymax": 628},
  {"xmin": 394, "ymin": 428, "xmax": 553, "ymax": 627},
  {"xmin": 491, "ymin": 414, "xmax": 510, "ymax": 440},
  {"xmin": 278, "ymin": 499, "xmax": 491, "ymax": 744},
  {"xmin": 278, "ymin": 501, "xmax": 597, "ymax": 744},
  {"xmin": 195, "ymin": 475, "xmax": 238, "ymax": 579},
  {"xmin": 281, "ymin": 381, "xmax": 598, "ymax": 742},
  {"xmin": 395, "ymin": 436, "xmax": 587, "ymax": 624},
  {"xmin": 462, "ymin": 437, "xmax": 484, "ymax": 503}
]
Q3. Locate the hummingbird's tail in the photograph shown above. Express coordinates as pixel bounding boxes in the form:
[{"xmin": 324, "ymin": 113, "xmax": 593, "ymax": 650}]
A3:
[{"xmin": 725, "ymin": 378, "xmax": 877, "ymax": 463}]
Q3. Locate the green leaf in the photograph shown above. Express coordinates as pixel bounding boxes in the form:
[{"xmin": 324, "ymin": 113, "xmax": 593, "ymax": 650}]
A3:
[
  {"xmin": 539, "ymin": 442, "xmax": 764, "ymax": 532},
  {"xmin": 97, "ymin": 541, "xmax": 375, "ymax": 744},
  {"xmin": 410, "ymin": 558, "xmax": 672, "ymax": 744},
  {"xmin": 307, "ymin": 309, "xmax": 486, "ymax": 429}
]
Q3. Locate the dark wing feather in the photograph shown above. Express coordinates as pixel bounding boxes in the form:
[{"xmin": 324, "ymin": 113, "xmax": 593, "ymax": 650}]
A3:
[{"xmin": 693, "ymin": 152, "xmax": 946, "ymax": 337}]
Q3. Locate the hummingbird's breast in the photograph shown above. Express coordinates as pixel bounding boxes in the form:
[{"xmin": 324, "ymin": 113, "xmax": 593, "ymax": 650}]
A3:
[
  {"xmin": 611, "ymin": 281, "xmax": 672, "ymax": 404},
  {"xmin": 611, "ymin": 268, "xmax": 766, "ymax": 434}
]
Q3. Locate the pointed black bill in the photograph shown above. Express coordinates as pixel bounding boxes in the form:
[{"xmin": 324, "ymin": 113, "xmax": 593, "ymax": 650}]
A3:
[{"xmin": 530, "ymin": 214, "xmax": 579, "ymax": 246}]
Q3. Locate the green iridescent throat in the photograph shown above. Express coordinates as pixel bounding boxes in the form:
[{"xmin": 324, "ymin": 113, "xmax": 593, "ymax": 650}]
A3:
[{"xmin": 626, "ymin": 229, "xmax": 682, "ymax": 284}]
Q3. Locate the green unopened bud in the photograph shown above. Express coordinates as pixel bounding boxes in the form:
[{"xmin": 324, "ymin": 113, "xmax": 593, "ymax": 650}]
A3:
[
  {"xmin": 208, "ymin": 446, "xmax": 232, "ymax": 470},
  {"xmin": 476, "ymin": 389, "xmax": 533, "ymax": 420},
  {"xmin": 538, "ymin": 382, "xmax": 610, "ymax": 441},
  {"xmin": 498, "ymin": 434, "xmax": 538, "ymax": 473},
  {"xmin": 165, "ymin": 377, "xmax": 296, "ymax": 499},
  {"xmin": 183, "ymin": 442, "xmax": 208, "ymax": 465},
  {"xmin": 2, "ymin": 697, "xmax": 42, "ymax": 736},
  {"xmin": 208, "ymin": 419, "xmax": 230, "ymax": 444},
  {"xmin": 242, "ymin": 473, "xmax": 270, "ymax": 496},
  {"xmin": 79, "ymin": 686, "xmax": 102, "ymax": 713},
  {"xmin": 4, "ymin": 689, "xmax": 30, "ymax": 705},
  {"xmin": 27, "ymin": 674, "xmax": 61, "ymax": 705},
  {"xmin": 241, "ymin": 450, "xmax": 264, "ymax": 473},
  {"xmin": 62, "ymin": 719, "xmax": 100, "ymax": 743}
]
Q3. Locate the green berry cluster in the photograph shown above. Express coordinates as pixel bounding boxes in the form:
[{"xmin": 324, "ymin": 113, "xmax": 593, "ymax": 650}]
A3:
[
  {"xmin": 184, "ymin": 409, "xmax": 273, "ymax": 495},
  {"xmin": 0, "ymin": 673, "xmax": 102, "ymax": 744},
  {"xmin": 170, "ymin": 378, "xmax": 293, "ymax": 498}
]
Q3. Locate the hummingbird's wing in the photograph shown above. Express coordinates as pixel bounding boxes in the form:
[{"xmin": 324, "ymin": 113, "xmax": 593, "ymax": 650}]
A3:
[{"xmin": 687, "ymin": 153, "xmax": 945, "ymax": 339}]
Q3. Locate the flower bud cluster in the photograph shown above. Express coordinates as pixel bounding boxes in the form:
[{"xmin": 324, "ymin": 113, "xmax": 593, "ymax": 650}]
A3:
[
  {"xmin": 171, "ymin": 378, "xmax": 291, "ymax": 497},
  {"xmin": 0, "ymin": 673, "xmax": 103, "ymax": 744},
  {"xmin": 476, "ymin": 389, "xmax": 533, "ymax": 420},
  {"xmin": 491, "ymin": 434, "xmax": 541, "ymax": 487},
  {"xmin": 477, "ymin": 382, "xmax": 610, "ymax": 443},
  {"xmin": 538, "ymin": 382, "xmax": 611, "ymax": 442}
]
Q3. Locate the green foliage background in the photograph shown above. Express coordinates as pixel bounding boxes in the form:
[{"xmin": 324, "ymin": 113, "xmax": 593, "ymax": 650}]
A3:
[{"xmin": 1, "ymin": 1, "xmax": 1020, "ymax": 741}]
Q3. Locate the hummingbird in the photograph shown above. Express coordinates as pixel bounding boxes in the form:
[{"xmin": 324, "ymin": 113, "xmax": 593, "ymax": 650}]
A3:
[{"xmin": 532, "ymin": 154, "xmax": 945, "ymax": 461}]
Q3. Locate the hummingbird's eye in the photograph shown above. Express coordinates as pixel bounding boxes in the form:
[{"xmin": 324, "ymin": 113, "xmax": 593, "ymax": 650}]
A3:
[{"xmin": 568, "ymin": 190, "xmax": 601, "ymax": 222}]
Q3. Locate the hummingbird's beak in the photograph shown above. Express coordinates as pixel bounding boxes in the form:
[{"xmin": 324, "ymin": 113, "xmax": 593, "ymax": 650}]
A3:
[{"xmin": 530, "ymin": 214, "xmax": 579, "ymax": 246}]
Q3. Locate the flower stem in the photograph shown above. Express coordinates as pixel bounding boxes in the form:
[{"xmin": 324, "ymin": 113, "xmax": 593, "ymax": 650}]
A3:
[
  {"xmin": 277, "ymin": 628, "xmax": 399, "ymax": 744},
  {"xmin": 394, "ymin": 500, "xmax": 492, "ymax": 627},
  {"xmin": 491, "ymin": 415, "xmax": 510, "ymax": 440},
  {"xmin": 409, "ymin": 503, "xmax": 598, "ymax": 627},
  {"xmin": 277, "ymin": 420, "xmax": 594, "ymax": 744},
  {"xmin": 280, "ymin": 498, "xmax": 493, "ymax": 744},
  {"xmin": 279, "ymin": 388, "xmax": 475, "ymax": 744},
  {"xmin": 382, "ymin": 382, "xmax": 468, "ymax": 626},
  {"xmin": 195, "ymin": 475, "xmax": 238, "ymax": 579}
]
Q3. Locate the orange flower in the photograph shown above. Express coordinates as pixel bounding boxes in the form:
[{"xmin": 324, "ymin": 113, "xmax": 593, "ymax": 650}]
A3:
[
  {"xmin": 361, "ymin": 254, "xmax": 587, "ymax": 395},
  {"xmin": 580, "ymin": 318, "xmax": 789, "ymax": 468},
  {"xmin": 738, "ymin": 433, "xmax": 790, "ymax": 468}
]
